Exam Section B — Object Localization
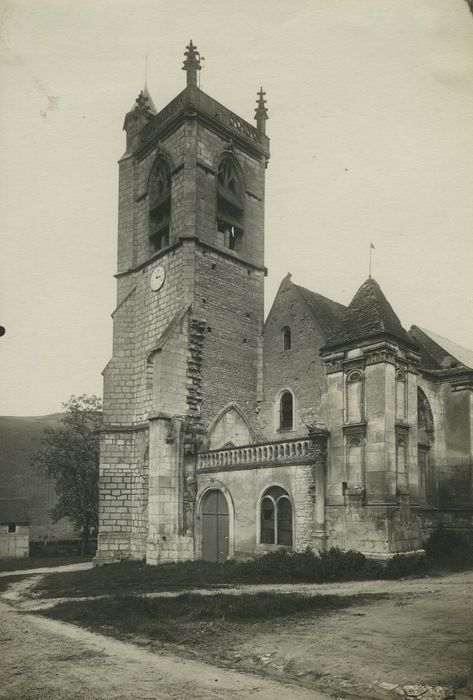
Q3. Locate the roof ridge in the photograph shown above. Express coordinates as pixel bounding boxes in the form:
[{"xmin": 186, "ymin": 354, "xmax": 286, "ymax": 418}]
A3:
[
  {"xmin": 293, "ymin": 283, "xmax": 346, "ymax": 336},
  {"xmin": 295, "ymin": 284, "xmax": 346, "ymax": 309}
]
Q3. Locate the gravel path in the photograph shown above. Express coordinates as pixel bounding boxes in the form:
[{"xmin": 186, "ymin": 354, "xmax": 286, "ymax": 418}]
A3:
[{"xmin": 0, "ymin": 591, "xmax": 332, "ymax": 699}]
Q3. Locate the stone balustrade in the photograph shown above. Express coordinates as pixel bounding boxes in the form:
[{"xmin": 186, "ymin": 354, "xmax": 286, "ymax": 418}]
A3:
[{"xmin": 197, "ymin": 438, "xmax": 312, "ymax": 471}]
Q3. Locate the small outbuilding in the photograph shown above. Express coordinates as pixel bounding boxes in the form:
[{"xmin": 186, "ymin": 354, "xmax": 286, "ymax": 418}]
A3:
[{"xmin": 0, "ymin": 498, "xmax": 30, "ymax": 558}]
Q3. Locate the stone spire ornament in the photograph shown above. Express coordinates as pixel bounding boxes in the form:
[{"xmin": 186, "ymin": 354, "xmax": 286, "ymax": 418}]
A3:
[
  {"xmin": 254, "ymin": 87, "xmax": 268, "ymax": 134},
  {"xmin": 182, "ymin": 40, "xmax": 202, "ymax": 88},
  {"xmin": 134, "ymin": 91, "xmax": 150, "ymax": 111},
  {"xmin": 131, "ymin": 86, "xmax": 157, "ymax": 116}
]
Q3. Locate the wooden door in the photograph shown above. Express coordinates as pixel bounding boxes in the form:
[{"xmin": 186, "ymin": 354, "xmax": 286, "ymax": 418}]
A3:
[{"xmin": 202, "ymin": 490, "xmax": 229, "ymax": 563}]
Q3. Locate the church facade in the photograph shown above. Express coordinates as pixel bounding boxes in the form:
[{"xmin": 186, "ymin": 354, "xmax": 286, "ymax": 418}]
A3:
[{"xmin": 95, "ymin": 43, "xmax": 473, "ymax": 565}]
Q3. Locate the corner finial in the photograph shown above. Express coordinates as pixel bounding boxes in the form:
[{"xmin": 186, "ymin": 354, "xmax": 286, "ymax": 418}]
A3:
[
  {"xmin": 134, "ymin": 90, "xmax": 150, "ymax": 112},
  {"xmin": 254, "ymin": 87, "xmax": 268, "ymax": 134},
  {"xmin": 182, "ymin": 40, "xmax": 202, "ymax": 88}
]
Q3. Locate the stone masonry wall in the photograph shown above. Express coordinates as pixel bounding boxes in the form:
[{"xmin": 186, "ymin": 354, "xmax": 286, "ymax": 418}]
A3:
[
  {"xmin": 96, "ymin": 431, "xmax": 133, "ymax": 563},
  {"xmin": 194, "ymin": 123, "xmax": 266, "ymax": 268},
  {"xmin": 326, "ymin": 503, "xmax": 423, "ymax": 557},
  {"xmin": 261, "ymin": 278, "xmax": 330, "ymax": 441},
  {"xmin": 194, "ymin": 246, "xmax": 264, "ymax": 432},
  {"xmin": 195, "ymin": 463, "xmax": 314, "ymax": 559}
]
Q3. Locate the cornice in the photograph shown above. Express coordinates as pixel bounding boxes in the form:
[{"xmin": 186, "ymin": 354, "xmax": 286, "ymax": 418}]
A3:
[
  {"xmin": 101, "ymin": 421, "xmax": 149, "ymax": 433},
  {"xmin": 133, "ymin": 88, "xmax": 270, "ymax": 163},
  {"xmin": 114, "ymin": 236, "xmax": 267, "ymax": 280},
  {"xmin": 342, "ymin": 422, "xmax": 367, "ymax": 438}
]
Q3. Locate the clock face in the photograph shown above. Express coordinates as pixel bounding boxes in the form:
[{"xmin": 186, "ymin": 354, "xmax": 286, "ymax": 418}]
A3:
[{"xmin": 150, "ymin": 265, "xmax": 166, "ymax": 291}]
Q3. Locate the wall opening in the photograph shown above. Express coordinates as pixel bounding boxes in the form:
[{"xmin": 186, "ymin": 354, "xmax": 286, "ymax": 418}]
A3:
[
  {"xmin": 279, "ymin": 391, "xmax": 294, "ymax": 430},
  {"xmin": 149, "ymin": 158, "xmax": 171, "ymax": 253},
  {"xmin": 216, "ymin": 156, "xmax": 244, "ymax": 252},
  {"xmin": 259, "ymin": 486, "xmax": 293, "ymax": 547}
]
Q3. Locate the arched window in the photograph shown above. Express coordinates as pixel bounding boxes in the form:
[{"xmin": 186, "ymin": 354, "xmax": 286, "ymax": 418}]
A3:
[
  {"xmin": 216, "ymin": 156, "xmax": 244, "ymax": 252},
  {"xmin": 417, "ymin": 387, "xmax": 436, "ymax": 505},
  {"xmin": 395, "ymin": 371, "xmax": 407, "ymax": 421},
  {"xmin": 279, "ymin": 391, "xmax": 293, "ymax": 430},
  {"xmin": 417, "ymin": 388, "xmax": 434, "ymax": 445},
  {"xmin": 346, "ymin": 370, "xmax": 363, "ymax": 423},
  {"xmin": 346, "ymin": 435, "xmax": 363, "ymax": 485},
  {"xmin": 260, "ymin": 486, "xmax": 293, "ymax": 546},
  {"xmin": 149, "ymin": 158, "xmax": 171, "ymax": 252},
  {"xmin": 282, "ymin": 326, "xmax": 291, "ymax": 350}
]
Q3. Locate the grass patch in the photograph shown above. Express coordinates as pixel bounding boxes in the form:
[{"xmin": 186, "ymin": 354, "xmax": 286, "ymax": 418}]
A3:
[
  {"xmin": 0, "ymin": 574, "xmax": 29, "ymax": 593},
  {"xmin": 33, "ymin": 559, "xmax": 244, "ymax": 598},
  {"xmin": 31, "ymin": 529, "xmax": 473, "ymax": 601},
  {"xmin": 32, "ymin": 549, "xmax": 385, "ymax": 599},
  {"xmin": 38, "ymin": 591, "xmax": 381, "ymax": 646},
  {"xmin": 0, "ymin": 556, "xmax": 92, "ymax": 573}
]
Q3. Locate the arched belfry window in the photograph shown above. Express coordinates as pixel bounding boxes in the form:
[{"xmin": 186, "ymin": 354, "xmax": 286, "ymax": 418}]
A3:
[
  {"xmin": 216, "ymin": 156, "xmax": 244, "ymax": 252},
  {"xmin": 282, "ymin": 326, "xmax": 292, "ymax": 350},
  {"xmin": 346, "ymin": 370, "xmax": 364, "ymax": 423},
  {"xmin": 260, "ymin": 486, "xmax": 293, "ymax": 547},
  {"xmin": 149, "ymin": 158, "xmax": 171, "ymax": 252},
  {"xmin": 279, "ymin": 391, "xmax": 294, "ymax": 430}
]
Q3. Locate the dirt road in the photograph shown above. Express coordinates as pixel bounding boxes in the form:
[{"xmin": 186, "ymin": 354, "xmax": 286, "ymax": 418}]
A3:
[
  {"xmin": 208, "ymin": 572, "xmax": 473, "ymax": 698},
  {"xmin": 2, "ymin": 566, "xmax": 472, "ymax": 699},
  {"xmin": 0, "ymin": 595, "xmax": 332, "ymax": 700}
]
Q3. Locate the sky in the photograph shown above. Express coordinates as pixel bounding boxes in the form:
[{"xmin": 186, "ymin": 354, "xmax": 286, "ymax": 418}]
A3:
[{"xmin": 0, "ymin": 0, "xmax": 472, "ymax": 416}]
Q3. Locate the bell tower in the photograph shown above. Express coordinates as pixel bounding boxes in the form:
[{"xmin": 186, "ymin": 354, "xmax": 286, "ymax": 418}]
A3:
[{"xmin": 95, "ymin": 43, "xmax": 270, "ymax": 564}]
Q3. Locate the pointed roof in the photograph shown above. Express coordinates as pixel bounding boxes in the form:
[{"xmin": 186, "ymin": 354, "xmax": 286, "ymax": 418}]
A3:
[
  {"xmin": 323, "ymin": 277, "xmax": 416, "ymax": 351},
  {"xmin": 295, "ymin": 284, "xmax": 346, "ymax": 336},
  {"xmin": 142, "ymin": 85, "xmax": 157, "ymax": 115},
  {"xmin": 128, "ymin": 85, "xmax": 157, "ymax": 116},
  {"xmin": 264, "ymin": 273, "xmax": 346, "ymax": 337},
  {"xmin": 409, "ymin": 326, "xmax": 473, "ymax": 371}
]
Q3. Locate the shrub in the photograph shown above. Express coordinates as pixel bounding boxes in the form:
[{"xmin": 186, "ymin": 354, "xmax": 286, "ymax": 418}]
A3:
[
  {"xmin": 384, "ymin": 553, "xmax": 428, "ymax": 579},
  {"xmin": 29, "ymin": 539, "xmax": 97, "ymax": 558},
  {"xmin": 424, "ymin": 525, "xmax": 473, "ymax": 567},
  {"xmin": 237, "ymin": 547, "xmax": 383, "ymax": 583},
  {"xmin": 317, "ymin": 548, "xmax": 383, "ymax": 581}
]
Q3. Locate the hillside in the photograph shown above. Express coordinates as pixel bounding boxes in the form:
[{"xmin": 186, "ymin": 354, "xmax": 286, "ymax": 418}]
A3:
[{"xmin": 0, "ymin": 414, "xmax": 76, "ymax": 540}]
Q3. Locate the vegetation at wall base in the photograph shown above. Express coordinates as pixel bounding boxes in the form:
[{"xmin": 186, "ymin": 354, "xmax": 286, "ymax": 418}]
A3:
[
  {"xmin": 31, "ymin": 527, "xmax": 473, "ymax": 600},
  {"xmin": 423, "ymin": 524, "xmax": 473, "ymax": 568},
  {"xmin": 29, "ymin": 539, "xmax": 97, "ymax": 558}
]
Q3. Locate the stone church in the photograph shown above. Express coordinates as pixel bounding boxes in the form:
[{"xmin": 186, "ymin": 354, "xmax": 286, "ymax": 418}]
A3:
[{"xmin": 95, "ymin": 43, "xmax": 473, "ymax": 565}]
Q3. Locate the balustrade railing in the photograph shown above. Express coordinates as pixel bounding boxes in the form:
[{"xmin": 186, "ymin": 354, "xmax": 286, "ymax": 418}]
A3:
[{"xmin": 197, "ymin": 438, "xmax": 311, "ymax": 470}]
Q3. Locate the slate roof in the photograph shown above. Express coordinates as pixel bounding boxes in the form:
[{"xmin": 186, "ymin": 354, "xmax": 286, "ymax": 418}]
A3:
[
  {"xmin": 323, "ymin": 277, "xmax": 416, "ymax": 351},
  {"xmin": 0, "ymin": 498, "xmax": 29, "ymax": 524},
  {"xmin": 295, "ymin": 285, "xmax": 346, "ymax": 336},
  {"xmin": 409, "ymin": 326, "xmax": 473, "ymax": 371}
]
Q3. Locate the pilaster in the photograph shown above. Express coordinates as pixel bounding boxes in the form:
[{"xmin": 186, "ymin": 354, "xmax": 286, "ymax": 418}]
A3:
[{"xmin": 308, "ymin": 423, "xmax": 330, "ymax": 551}]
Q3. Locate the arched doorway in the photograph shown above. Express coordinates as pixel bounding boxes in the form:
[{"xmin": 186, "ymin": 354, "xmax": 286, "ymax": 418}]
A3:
[{"xmin": 202, "ymin": 489, "xmax": 229, "ymax": 563}]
